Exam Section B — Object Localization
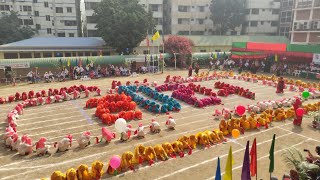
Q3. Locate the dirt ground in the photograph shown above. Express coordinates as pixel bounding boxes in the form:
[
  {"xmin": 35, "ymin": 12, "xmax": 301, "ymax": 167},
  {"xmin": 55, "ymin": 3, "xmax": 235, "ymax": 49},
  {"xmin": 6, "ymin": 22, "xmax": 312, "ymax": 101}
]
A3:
[{"xmin": 0, "ymin": 70, "xmax": 319, "ymax": 180}]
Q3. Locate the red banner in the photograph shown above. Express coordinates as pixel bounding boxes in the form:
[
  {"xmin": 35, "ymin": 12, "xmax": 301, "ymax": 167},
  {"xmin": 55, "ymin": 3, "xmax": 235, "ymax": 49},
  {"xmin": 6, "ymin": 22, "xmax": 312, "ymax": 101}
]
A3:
[{"xmin": 247, "ymin": 42, "xmax": 287, "ymax": 52}]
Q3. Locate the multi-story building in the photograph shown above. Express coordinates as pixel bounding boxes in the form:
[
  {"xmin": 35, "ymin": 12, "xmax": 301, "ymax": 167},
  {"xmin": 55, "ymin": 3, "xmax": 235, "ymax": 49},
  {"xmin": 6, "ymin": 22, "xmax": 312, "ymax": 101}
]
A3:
[
  {"xmin": 279, "ymin": 0, "xmax": 294, "ymax": 38},
  {"xmin": 243, "ymin": 0, "xmax": 280, "ymax": 35},
  {"xmin": 0, "ymin": 0, "xmax": 81, "ymax": 37},
  {"xmin": 167, "ymin": 0, "xmax": 215, "ymax": 35},
  {"xmin": 291, "ymin": 0, "xmax": 320, "ymax": 44},
  {"xmin": 84, "ymin": 0, "xmax": 164, "ymax": 37}
]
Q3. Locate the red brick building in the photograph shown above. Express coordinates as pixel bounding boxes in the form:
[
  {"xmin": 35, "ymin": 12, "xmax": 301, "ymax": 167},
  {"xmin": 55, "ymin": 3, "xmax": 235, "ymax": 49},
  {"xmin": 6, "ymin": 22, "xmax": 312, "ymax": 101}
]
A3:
[{"xmin": 291, "ymin": 0, "xmax": 320, "ymax": 44}]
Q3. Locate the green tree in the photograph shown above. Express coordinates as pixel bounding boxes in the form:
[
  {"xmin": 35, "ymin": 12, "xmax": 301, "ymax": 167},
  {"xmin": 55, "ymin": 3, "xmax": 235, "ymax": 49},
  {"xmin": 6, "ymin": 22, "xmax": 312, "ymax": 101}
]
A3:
[
  {"xmin": 0, "ymin": 12, "xmax": 35, "ymax": 45},
  {"xmin": 94, "ymin": 0, "xmax": 155, "ymax": 54},
  {"xmin": 209, "ymin": 0, "xmax": 245, "ymax": 35}
]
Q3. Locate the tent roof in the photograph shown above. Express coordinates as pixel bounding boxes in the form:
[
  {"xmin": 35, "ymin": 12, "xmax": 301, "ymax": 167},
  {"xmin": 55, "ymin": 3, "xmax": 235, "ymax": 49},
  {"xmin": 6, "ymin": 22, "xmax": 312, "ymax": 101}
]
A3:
[{"xmin": 0, "ymin": 37, "xmax": 106, "ymax": 51}]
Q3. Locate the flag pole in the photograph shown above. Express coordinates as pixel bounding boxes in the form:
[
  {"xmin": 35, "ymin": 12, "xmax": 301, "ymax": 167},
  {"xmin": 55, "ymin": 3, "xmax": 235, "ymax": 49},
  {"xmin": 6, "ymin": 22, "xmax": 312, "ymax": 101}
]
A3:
[
  {"xmin": 158, "ymin": 43, "xmax": 160, "ymax": 73},
  {"xmin": 162, "ymin": 34, "xmax": 165, "ymax": 74}
]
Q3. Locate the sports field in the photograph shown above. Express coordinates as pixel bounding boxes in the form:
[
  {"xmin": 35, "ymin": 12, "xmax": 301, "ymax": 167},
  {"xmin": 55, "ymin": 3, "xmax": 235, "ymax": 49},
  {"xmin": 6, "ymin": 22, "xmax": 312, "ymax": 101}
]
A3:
[{"xmin": 0, "ymin": 70, "xmax": 319, "ymax": 180}]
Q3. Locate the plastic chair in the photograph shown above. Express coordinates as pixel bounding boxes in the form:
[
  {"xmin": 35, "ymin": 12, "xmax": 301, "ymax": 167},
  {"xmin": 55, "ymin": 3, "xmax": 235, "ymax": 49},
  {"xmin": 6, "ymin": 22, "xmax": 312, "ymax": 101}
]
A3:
[{"xmin": 293, "ymin": 70, "xmax": 301, "ymax": 77}]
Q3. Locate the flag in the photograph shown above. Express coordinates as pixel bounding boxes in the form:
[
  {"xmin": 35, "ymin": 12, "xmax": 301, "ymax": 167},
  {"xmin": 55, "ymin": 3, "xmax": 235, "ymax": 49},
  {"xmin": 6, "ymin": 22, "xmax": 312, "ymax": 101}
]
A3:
[
  {"xmin": 67, "ymin": 58, "xmax": 71, "ymax": 67},
  {"xmin": 152, "ymin": 31, "xmax": 160, "ymax": 41},
  {"xmin": 241, "ymin": 141, "xmax": 251, "ymax": 180},
  {"xmin": 86, "ymin": 58, "xmax": 89, "ymax": 65},
  {"xmin": 146, "ymin": 36, "xmax": 150, "ymax": 47},
  {"xmin": 215, "ymin": 157, "xmax": 221, "ymax": 180},
  {"xmin": 269, "ymin": 134, "xmax": 276, "ymax": 173},
  {"xmin": 214, "ymin": 53, "xmax": 218, "ymax": 59},
  {"xmin": 275, "ymin": 54, "xmax": 278, "ymax": 62},
  {"xmin": 250, "ymin": 138, "xmax": 257, "ymax": 177},
  {"xmin": 150, "ymin": 55, "xmax": 153, "ymax": 62},
  {"xmin": 224, "ymin": 146, "xmax": 234, "ymax": 180}
]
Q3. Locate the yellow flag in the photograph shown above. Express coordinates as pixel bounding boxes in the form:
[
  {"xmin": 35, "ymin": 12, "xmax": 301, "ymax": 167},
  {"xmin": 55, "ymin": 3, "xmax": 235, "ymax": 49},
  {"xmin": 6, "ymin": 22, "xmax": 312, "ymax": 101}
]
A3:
[
  {"xmin": 223, "ymin": 146, "xmax": 234, "ymax": 180},
  {"xmin": 275, "ymin": 54, "xmax": 278, "ymax": 62},
  {"xmin": 67, "ymin": 58, "xmax": 71, "ymax": 67},
  {"xmin": 152, "ymin": 31, "xmax": 160, "ymax": 41}
]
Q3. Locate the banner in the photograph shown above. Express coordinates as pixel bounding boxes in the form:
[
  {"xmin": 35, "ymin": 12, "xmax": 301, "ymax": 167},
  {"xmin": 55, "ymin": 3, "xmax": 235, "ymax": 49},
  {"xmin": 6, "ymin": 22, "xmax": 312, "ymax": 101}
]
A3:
[
  {"xmin": 313, "ymin": 54, "xmax": 320, "ymax": 64},
  {"xmin": 0, "ymin": 62, "xmax": 30, "ymax": 69}
]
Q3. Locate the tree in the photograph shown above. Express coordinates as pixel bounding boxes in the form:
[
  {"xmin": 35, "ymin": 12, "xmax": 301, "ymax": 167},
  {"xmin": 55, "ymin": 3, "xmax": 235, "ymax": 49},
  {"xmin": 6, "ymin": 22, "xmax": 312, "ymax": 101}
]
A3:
[
  {"xmin": 0, "ymin": 12, "xmax": 35, "ymax": 45},
  {"xmin": 164, "ymin": 35, "xmax": 194, "ymax": 68},
  {"xmin": 94, "ymin": 0, "xmax": 155, "ymax": 54},
  {"xmin": 209, "ymin": 0, "xmax": 245, "ymax": 35}
]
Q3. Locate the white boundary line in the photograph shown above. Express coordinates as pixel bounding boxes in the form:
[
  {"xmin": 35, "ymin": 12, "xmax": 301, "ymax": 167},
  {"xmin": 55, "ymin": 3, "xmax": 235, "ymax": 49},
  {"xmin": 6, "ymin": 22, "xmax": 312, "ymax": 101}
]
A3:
[
  {"xmin": 208, "ymin": 138, "xmax": 315, "ymax": 180},
  {"xmin": 152, "ymin": 132, "xmax": 294, "ymax": 180}
]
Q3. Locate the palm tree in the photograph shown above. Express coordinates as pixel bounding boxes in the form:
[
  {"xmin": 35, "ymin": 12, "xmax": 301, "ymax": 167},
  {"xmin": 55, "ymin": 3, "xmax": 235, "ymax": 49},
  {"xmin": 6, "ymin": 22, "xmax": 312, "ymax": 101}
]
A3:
[{"xmin": 282, "ymin": 147, "xmax": 320, "ymax": 180}]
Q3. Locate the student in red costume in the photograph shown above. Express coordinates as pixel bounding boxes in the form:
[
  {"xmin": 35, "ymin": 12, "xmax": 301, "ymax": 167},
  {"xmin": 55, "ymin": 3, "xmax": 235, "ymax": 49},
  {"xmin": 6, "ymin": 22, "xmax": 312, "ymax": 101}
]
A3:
[
  {"xmin": 276, "ymin": 77, "xmax": 285, "ymax": 93},
  {"xmin": 293, "ymin": 97, "xmax": 303, "ymax": 126}
]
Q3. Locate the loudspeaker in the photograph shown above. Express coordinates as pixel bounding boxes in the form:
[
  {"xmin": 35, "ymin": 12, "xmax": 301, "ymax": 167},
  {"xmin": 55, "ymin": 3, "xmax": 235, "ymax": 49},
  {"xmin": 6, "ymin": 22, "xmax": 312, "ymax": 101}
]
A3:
[{"xmin": 5, "ymin": 66, "xmax": 12, "ymax": 79}]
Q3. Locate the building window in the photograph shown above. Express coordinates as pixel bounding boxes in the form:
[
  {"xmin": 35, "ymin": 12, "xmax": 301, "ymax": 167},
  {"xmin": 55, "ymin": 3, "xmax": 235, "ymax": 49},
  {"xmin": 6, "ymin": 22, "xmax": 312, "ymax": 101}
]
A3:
[
  {"xmin": 178, "ymin": 31, "xmax": 190, "ymax": 35},
  {"xmin": 154, "ymin": 18, "xmax": 163, "ymax": 25},
  {"xmin": 57, "ymin": 32, "xmax": 66, "ymax": 37},
  {"xmin": 261, "ymin": 21, "xmax": 264, "ymax": 25},
  {"xmin": 0, "ymin": 5, "xmax": 10, "ymax": 11},
  {"xmin": 69, "ymin": 33, "xmax": 74, "ymax": 37},
  {"xmin": 199, "ymin": 6, "xmax": 205, "ymax": 12},
  {"xmin": 72, "ymin": 52, "xmax": 77, "ymax": 56},
  {"xmin": 23, "ymin": 19, "xmax": 33, "ymax": 25},
  {"xmin": 56, "ymin": 7, "xmax": 63, "ymax": 13},
  {"xmin": 34, "ymin": 11, "xmax": 39, "ymax": 16},
  {"xmin": 311, "ymin": 21, "xmax": 318, "ymax": 29},
  {"xmin": 250, "ymin": 21, "xmax": 258, "ymax": 27},
  {"xmin": 18, "ymin": 19, "xmax": 23, "ymax": 25},
  {"xmin": 289, "ymin": 0, "xmax": 294, "ymax": 6},
  {"xmin": 67, "ymin": 7, "xmax": 72, "ymax": 13},
  {"xmin": 178, "ymin": 6, "xmax": 189, "ymax": 12},
  {"xmin": 19, "ymin": 53, "xmax": 32, "ymax": 58},
  {"xmin": 36, "ymin": 24, "xmax": 41, "ymax": 30},
  {"xmin": 34, "ymin": 53, "xmax": 41, "ymax": 58},
  {"xmin": 43, "ymin": 52, "xmax": 52, "ymax": 57},
  {"xmin": 272, "ymin": 9, "xmax": 279, "ymax": 14},
  {"xmin": 33, "ymin": 0, "xmax": 38, "ymax": 2},
  {"xmin": 271, "ymin": 21, "xmax": 278, "ymax": 27},
  {"xmin": 47, "ymin": 28, "xmax": 52, "ymax": 34},
  {"xmin": 46, "ymin": 15, "xmax": 50, "ymax": 21},
  {"xmin": 150, "ymin": 4, "xmax": 158, "ymax": 11},
  {"xmin": 191, "ymin": 31, "xmax": 204, "ymax": 35},
  {"xmin": 64, "ymin": 20, "xmax": 77, "ymax": 26},
  {"xmin": 178, "ymin": 18, "xmax": 190, "ymax": 24},
  {"xmin": 244, "ymin": 9, "xmax": 250, "ymax": 14},
  {"xmin": 293, "ymin": 22, "xmax": 297, "ymax": 29},
  {"xmin": 44, "ymin": 2, "xmax": 48, "ymax": 7},
  {"xmin": 303, "ymin": 22, "xmax": 308, "ymax": 29},
  {"xmin": 251, "ymin": 8, "xmax": 259, "ymax": 15},
  {"xmin": 23, "ymin": 6, "xmax": 32, "ymax": 12},
  {"xmin": 64, "ymin": 52, "xmax": 71, "ymax": 57},
  {"xmin": 198, "ymin": 19, "xmax": 204, "ymax": 24},
  {"xmin": 85, "ymin": 2, "xmax": 99, "ymax": 10},
  {"xmin": 86, "ymin": 16, "xmax": 97, "ymax": 23},
  {"xmin": 4, "ymin": 53, "xmax": 18, "ymax": 59},
  {"xmin": 143, "ymin": 50, "xmax": 149, "ymax": 55}
]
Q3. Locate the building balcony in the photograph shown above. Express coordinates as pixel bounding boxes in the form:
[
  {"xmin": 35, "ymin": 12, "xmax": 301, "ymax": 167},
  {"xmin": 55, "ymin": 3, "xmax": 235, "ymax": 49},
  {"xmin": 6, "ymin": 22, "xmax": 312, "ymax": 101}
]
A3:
[
  {"xmin": 171, "ymin": 12, "xmax": 192, "ymax": 18},
  {"xmin": 190, "ymin": 24, "xmax": 206, "ymax": 31},
  {"xmin": 245, "ymin": 14, "xmax": 279, "ymax": 21},
  {"xmin": 139, "ymin": 0, "xmax": 163, "ymax": 5},
  {"xmin": 85, "ymin": 9, "xmax": 95, "ymax": 16},
  {"xmin": 86, "ymin": 23, "xmax": 97, "ymax": 30},
  {"xmin": 152, "ymin": 11, "xmax": 163, "ymax": 18}
]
